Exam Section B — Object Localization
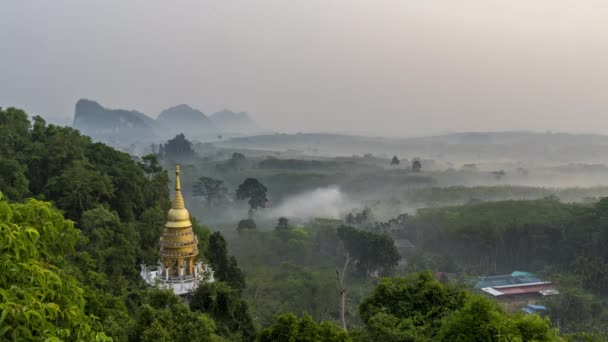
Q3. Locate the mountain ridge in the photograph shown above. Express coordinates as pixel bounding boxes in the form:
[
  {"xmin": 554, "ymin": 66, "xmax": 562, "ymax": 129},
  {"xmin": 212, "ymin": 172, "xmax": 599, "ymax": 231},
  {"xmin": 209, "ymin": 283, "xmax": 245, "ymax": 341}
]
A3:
[
  {"xmin": 72, "ymin": 99, "xmax": 259, "ymax": 143},
  {"xmin": 210, "ymin": 109, "xmax": 259, "ymax": 133}
]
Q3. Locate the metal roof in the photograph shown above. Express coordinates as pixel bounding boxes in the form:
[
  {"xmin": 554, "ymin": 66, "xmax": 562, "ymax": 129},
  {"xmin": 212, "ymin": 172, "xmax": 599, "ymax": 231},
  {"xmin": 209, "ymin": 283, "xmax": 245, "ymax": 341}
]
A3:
[
  {"xmin": 474, "ymin": 272, "xmax": 542, "ymax": 289},
  {"xmin": 480, "ymin": 282, "xmax": 556, "ymax": 297}
]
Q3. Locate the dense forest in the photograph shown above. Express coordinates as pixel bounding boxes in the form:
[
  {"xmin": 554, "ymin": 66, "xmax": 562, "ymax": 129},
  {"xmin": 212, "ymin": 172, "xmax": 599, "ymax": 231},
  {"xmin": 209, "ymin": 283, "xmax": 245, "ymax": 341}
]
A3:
[{"xmin": 1, "ymin": 107, "xmax": 606, "ymax": 341}]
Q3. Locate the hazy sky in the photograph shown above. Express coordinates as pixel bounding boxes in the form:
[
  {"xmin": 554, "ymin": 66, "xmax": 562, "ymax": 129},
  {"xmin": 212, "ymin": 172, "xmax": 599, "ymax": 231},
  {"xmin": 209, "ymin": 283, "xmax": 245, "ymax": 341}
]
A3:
[{"xmin": 2, "ymin": 1, "xmax": 608, "ymax": 136}]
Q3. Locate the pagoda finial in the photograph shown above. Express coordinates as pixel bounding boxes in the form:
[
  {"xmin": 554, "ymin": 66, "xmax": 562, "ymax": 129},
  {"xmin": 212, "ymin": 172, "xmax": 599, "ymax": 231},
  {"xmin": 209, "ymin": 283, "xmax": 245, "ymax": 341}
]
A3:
[
  {"xmin": 172, "ymin": 165, "xmax": 185, "ymax": 209},
  {"xmin": 175, "ymin": 165, "xmax": 181, "ymax": 190}
]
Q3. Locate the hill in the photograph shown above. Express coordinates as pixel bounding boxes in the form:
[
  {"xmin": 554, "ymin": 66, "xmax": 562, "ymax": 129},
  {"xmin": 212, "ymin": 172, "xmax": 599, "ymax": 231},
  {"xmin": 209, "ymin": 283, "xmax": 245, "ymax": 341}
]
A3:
[
  {"xmin": 72, "ymin": 99, "xmax": 259, "ymax": 145},
  {"xmin": 210, "ymin": 109, "xmax": 258, "ymax": 133},
  {"xmin": 72, "ymin": 99, "xmax": 156, "ymax": 143},
  {"xmin": 157, "ymin": 104, "xmax": 216, "ymax": 137}
]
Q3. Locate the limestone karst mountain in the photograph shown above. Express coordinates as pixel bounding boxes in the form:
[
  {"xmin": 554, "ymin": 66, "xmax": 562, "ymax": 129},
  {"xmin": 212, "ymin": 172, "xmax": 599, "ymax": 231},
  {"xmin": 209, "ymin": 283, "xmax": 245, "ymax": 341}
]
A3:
[
  {"xmin": 157, "ymin": 104, "xmax": 216, "ymax": 138},
  {"xmin": 72, "ymin": 99, "xmax": 259, "ymax": 144},
  {"xmin": 210, "ymin": 109, "xmax": 259, "ymax": 134},
  {"xmin": 73, "ymin": 99, "xmax": 156, "ymax": 143},
  {"xmin": 157, "ymin": 104, "xmax": 212, "ymax": 125}
]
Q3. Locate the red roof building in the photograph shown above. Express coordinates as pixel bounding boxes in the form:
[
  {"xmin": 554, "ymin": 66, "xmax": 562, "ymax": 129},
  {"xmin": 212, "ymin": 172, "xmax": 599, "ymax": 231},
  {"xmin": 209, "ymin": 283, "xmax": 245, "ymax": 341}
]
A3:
[{"xmin": 480, "ymin": 281, "xmax": 559, "ymax": 305}]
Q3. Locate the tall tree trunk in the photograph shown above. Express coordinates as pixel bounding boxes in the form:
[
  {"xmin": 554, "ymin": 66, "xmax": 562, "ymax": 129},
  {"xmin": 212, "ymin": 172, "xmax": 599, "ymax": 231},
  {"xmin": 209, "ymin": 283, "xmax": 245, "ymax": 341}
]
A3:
[{"xmin": 336, "ymin": 254, "xmax": 351, "ymax": 331}]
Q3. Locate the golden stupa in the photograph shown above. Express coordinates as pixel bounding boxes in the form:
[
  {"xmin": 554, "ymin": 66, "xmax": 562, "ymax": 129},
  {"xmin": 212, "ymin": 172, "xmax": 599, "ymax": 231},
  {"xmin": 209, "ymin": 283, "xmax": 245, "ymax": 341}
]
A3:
[
  {"xmin": 159, "ymin": 165, "xmax": 199, "ymax": 278},
  {"xmin": 140, "ymin": 165, "xmax": 213, "ymax": 294}
]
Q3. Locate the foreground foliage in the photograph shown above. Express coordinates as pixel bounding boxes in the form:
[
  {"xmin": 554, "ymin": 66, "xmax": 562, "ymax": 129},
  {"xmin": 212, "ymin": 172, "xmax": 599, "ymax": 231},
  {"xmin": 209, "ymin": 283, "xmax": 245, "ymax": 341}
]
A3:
[
  {"xmin": 0, "ymin": 194, "xmax": 109, "ymax": 341},
  {"xmin": 259, "ymin": 313, "xmax": 351, "ymax": 342}
]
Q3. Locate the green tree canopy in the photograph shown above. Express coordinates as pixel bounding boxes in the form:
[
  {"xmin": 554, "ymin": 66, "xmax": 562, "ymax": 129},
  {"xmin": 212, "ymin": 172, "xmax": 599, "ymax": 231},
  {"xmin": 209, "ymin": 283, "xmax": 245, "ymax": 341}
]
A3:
[
  {"xmin": 412, "ymin": 159, "xmax": 421, "ymax": 172},
  {"xmin": 359, "ymin": 273, "xmax": 561, "ymax": 342},
  {"xmin": 133, "ymin": 289, "xmax": 222, "ymax": 342},
  {"xmin": 275, "ymin": 217, "xmax": 292, "ymax": 241},
  {"xmin": 258, "ymin": 313, "xmax": 351, "ymax": 342},
  {"xmin": 236, "ymin": 178, "xmax": 268, "ymax": 217},
  {"xmin": 436, "ymin": 296, "xmax": 561, "ymax": 342},
  {"xmin": 44, "ymin": 160, "xmax": 114, "ymax": 220},
  {"xmin": 0, "ymin": 194, "xmax": 110, "ymax": 341},
  {"xmin": 193, "ymin": 176, "xmax": 228, "ymax": 208},
  {"xmin": 237, "ymin": 219, "xmax": 257, "ymax": 234},
  {"xmin": 337, "ymin": 225, "xmax": 400, "ymax": 276},
  {"xmin": 162, "ymin": 133, "xmax": 194, "ymax": 157},
  {"xmin": 206, "ymin": 232, "xmax": 246, "ymax": 291},
  {"xmin": 359, "ymin": 273, "xmax": 467, "ymax": 340},
  {"xmin": 80, "ymin": 207, "xmax": 140, "ymax": 290},
  {"xmin": 228, "ymin": 152, "xmax": 247, "ymax": 171},
  {"xmin": 190, "ymin": 282, "xmax": 256, "ymax": 341}
]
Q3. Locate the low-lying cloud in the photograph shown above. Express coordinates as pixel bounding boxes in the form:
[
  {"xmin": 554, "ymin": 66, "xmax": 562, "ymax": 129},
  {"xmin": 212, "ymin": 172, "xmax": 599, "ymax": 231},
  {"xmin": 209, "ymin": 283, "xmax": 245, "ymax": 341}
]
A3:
[{"xmin": 267, "ymin": 186, "xmax": 355, "ymax": 220}]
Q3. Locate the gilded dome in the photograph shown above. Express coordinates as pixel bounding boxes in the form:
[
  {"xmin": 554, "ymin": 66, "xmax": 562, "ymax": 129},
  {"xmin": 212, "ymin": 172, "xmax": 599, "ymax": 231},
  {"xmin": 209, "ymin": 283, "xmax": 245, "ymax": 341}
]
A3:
[{"xmin": 167, "ymin": 207, "xmax": 190, "ymax": 222}]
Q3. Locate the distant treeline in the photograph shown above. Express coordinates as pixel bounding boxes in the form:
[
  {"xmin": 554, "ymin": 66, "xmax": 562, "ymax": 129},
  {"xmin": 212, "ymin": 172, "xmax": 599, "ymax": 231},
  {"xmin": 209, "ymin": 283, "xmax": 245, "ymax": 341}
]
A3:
[
  {"xmin": 395, "ymin": 199, "xmax": 608, "ymax": 294},
  {"xmin": 403, "ymin": 185, "xmax": 608, "ymax": 206},
  {"xmin": 259, "ymin": 158, "xmax": 341, "ymax": 170}
]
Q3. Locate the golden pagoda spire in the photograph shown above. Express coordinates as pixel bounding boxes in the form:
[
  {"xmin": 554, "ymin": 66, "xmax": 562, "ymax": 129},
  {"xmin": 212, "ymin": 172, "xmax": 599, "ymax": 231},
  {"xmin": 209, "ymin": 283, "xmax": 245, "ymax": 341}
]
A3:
[
  {"xmin": 172, "ymin": 165, "xmax": 185, "ymax": 209},
  {"xmin": 159, "ymin": 164, "xmax": 199, "ymax": 279},
  {"xmin": 165, "ymin": 165, "xmax": 191, "ymax": 228}
]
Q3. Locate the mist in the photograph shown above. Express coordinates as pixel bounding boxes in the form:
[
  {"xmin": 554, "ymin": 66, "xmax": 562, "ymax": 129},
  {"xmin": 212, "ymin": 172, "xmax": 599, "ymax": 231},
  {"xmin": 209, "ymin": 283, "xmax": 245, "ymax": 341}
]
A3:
[{"xmin": 266, "ymin": 186, "xmax": 355, "ymax": 220}]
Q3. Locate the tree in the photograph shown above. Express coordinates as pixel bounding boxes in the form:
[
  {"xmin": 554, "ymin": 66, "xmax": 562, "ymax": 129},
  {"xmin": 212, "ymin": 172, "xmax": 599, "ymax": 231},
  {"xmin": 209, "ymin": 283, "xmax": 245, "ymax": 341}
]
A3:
[
  {"xmin": 192, "ymin": 176, "xmax": 228, "ymax": 208},
  {"xmin": 229, "ymin": 152, "xmax": 247, "ymax": 171},
  {"xmin": 390, "ymin": 156, "xmax": 400, "ymax": 166},
  {"xmin": 436, "ymin": 296, "xmax": 561, "ymax": 342},
  {"xmin": 336, "ymin": 254, "xmax": 351, "ymax": 331},
  {"xmin": 237, "ymin": 219, "xmax": 257, "ymax": 234},
  {"xmin": 44, "ymin": 160, "xmax": 115, "ymax": 221},
  {"xmin": 412, "ymin": 159, "xmax": 422, "ymax": 172},
  {"xmin": 206, "ymin": 232, "xmax": 246, "ymax": 292},
  {"xmin": 80, "ymin": 207, "xmax": 140, "ymax": 288},
  {"xmin": 137, "ymin": 206, "xmax": 166, "ymax": 264},
  {"xmin": 359, "ymin": 273, "xmax": 467, "ymax": 341},
  {"xmin": 359, "ymin": 273, "xmax": 561, "ymax": 341},
  {"xmin": 133, "ymin": 289, "xmax": 220, "ymax": 342},
  {"xmin": 84, "ymin": 141, "xmax": 167, "ymax": 222},
  {"xmin": 344, "ymin": 208, "xmax": 373, "ymax": 228},
  {"xmin": 492, "ymin": 170, "xmax": 506, "ymax": 180},
  {"xmin": 337, "ymin": 226, "xmax": 400, "ymax": 277},
  {"xmin": 162, "ymin": 133, "xmax": 194, "ymax": 157},
  {"xmin": 335, "ymin": 226, "xmax": 400, "ymax": 330},
  {"xmin": 258, "ymin": 313, "xmax": 351, "ymax": 342},
  {"xmin": 0, "ymin": 156, "xmax": 29, "ymax": 200},
  {"xmin": 190, "ymin": 282, "xmax": 256, "ymax": 341},
  {"xmin": 236, "ymin": 178, "xmax": 268, "ymax": 218},
  {"xmin": 138, "ymin": 154, "xmax": 163, "ymax": 177},
  {"xmin": 0, "ymin": 194, "xmax": 110, "ymax": 341},
  {"xmin": 275, "ymin": 217, "xmax": 292, "ymax": 241},
  {"xmin": 544, "ymin": 287, "xmax": 603, "ymax": 334},
  {"xmin": 573, "ymin": 256, "xmax": 608, "ymax": 295}
]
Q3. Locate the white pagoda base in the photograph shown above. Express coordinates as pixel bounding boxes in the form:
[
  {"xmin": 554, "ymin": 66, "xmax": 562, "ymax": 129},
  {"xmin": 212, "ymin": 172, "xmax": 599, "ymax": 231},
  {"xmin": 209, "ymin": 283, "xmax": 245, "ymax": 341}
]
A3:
[{"xmin": 140, "ymin": 261, "xmax": 214, "ymax": 296}]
